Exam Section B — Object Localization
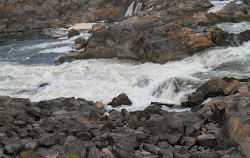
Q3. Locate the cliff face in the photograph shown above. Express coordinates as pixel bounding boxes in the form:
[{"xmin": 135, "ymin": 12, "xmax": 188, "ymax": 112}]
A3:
[{"xmin": 0, "ymin": 0, "xmax": 137, "ymax": 33}]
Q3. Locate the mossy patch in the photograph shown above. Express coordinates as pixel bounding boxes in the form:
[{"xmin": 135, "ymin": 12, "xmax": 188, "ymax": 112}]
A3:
[{"xmin": 59, "ymin": 154, "xmax": 79, "ymax": 158}]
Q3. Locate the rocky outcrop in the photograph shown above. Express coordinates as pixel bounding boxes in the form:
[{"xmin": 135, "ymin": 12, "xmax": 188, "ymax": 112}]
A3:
[
  {"xmin": 0, "ymin": 78, "xmax": 249, "ymax": 157},
  {"xmin": 59, "ymin": 0, "xmax": 250, "ymax": 64},
  {"xmin": 206, "ymin": 2, "xmax": 250, "ymax": 24},
  {"xmin": 0, "ymin": 0, "xmax": 140, "ymax": 33}
]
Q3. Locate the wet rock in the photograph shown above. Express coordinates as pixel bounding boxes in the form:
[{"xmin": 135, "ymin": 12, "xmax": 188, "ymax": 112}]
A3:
[
  {"xmin": 108, "ymin": 93, "xmax": 132, "ymax": 107},
  {"xmin": 52, "ymin": 34, "xmax": 63, "ymax": 39},
  {"xmin": 197, "ymin": 78, "xmax": 228, "ymax": 98},
  {"xmin": 38, "ymin": 83, "xmax": 50, "ymax": 88},
  {"xmin": 63, "ymin": 136, "xmax": 86, "ymax": 158},
  {"xmin": 197, "ymin": 134, "xmax": 217, "ymax": 148},
  {"xmin": 73, "ymin": 37, "xmax": 87, "ymax": 50},
  {"xmin": 68, "ymin": 29, "xmax": 80, "ymax": 38}
]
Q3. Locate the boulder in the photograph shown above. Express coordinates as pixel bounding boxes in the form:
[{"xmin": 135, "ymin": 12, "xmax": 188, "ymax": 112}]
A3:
[
  {"xmin": 108, "ymin": 93, "xmax": 132, "ymax": 107},
  {"xmin": 52, "ymin": 34, "xmax": 63, "ymax": 39},
  {"xmin": 197, "ymin": 134, "xmax": 217, "ymax": 148},
  {"xmin": 68, "ymin": 29, "xmax": 80, "ymax": 38},
  {"xmin": 63, "ymin": 136, "xmax": 87, "ymax": 158},
  {"xmin": 73, "ymin": 37, "xmax": 87, "ymax": 50}
]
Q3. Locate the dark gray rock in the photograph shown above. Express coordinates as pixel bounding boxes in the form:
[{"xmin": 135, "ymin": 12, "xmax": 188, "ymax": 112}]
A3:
[
  {"xmin": 4, "ymin": 144, "xmax": 22, "ymax": 155},
  {"xmin": 112, "ymin": 142, "xmax": 134, "ymax": 158},
  {"xmin": 158, "ymin": 141, "xmax": 171, "ymax": 149},
  {"xmin": 87, "ymin": 146, "xmax": 102, "ymax": 158},
  {"xmin": 143, "ymin": 143, "xmax": 160, "ymax": 154},
  {"xmin": 68, "ymin": 29, "xmax": 80, "ymax": 38},
  {"xmin": 197, "ymin": 134, "xmax": 217, "ymax": 148},
  {"xmin": 190, "ymin": 151, "xmax": 223, "ymax": 158},
  {"xmin": 159, "ymin": 149, "xmax": 174, "ymax": 158},
  {"xmin": 63, "ymin": 136, "xmax": 86, "ymax": 158}
]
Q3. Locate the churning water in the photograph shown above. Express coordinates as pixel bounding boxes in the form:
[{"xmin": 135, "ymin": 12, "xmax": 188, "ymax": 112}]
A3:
[{"xmin": 0, "ymin": 3, "xmax": 249, "ymax": 111}]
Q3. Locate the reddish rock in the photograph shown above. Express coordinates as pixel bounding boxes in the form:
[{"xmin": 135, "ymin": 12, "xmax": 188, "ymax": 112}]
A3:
[
  {"xmin": 108, "ymin": 93, "xmax": 132, "ymax": 107},
  {"xmin": 52, "ymin": 34, "xmax": 63, "ymax": 39}
]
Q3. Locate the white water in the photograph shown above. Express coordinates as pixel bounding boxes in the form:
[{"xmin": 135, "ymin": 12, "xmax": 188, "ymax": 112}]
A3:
[
  {"xmin": 0, "ymin": 12, "xmax": 250, "ymax": 111},
  {"xmin": 208, "ymin": 0, "xmax": 242, "ymax": 13},
  {"xmin": 0, "ymin": 40, "xmax": 249, "ymax": 111}
]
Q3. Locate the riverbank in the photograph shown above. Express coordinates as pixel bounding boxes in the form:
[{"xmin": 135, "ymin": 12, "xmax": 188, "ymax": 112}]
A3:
[{"xmin": 0, "ymin": 77, "xmax": 249, "ymax": 157}]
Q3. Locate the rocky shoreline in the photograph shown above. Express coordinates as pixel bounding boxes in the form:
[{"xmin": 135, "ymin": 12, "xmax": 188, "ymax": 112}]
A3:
[
  {"xmin": 0, "ymin": 77, "xmax": 249, "ymax": 158},
  {"xmin": 58, "ymin": 0, "xmax": 250, "ymax": 64}
]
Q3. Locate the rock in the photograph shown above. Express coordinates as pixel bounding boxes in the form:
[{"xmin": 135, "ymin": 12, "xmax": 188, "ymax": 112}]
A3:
[
  {"xmin": 24, "ymin": 142, "xmax": 38, "ymax": 151},
  {"xmin": 52, "ymin": 34, "xmax": 63, "ymax": 39},
  {"xmin": 102, "ymin": 147, "xmax": 115, "ymax": 158},
  {"xmin": 93, "ymin": 23, "xmax": 106, "ymax": 31},
  {"xmin": 190, "ymin": 151, "xmax": 223, "ymax": 158},
  {"xmin": 63, "ymin": 136, "xmax": 87, "ymax": 158},
  {"xmin": 0, "ymin": 0, "xmax": 137, "ymax": 33},
  {"xmin": 26, "ymin": 106, "xmax": 41, "ymax": 118},
  {"xmin": 112, "ymin": 142, "xmax": 135, "ymax": 158},
  {"xmin": 87, "ymin": 146, "xmax": 102, "ymax": 158},
  {"xmin": 59, "ymin": 53, "xmax": 80, "ymax": 63},
  {"xmin": 143, "ymin": 143, "xmax": 160, "ymax": 154},
  {"xmin": 197, "ymin": 134, "xmax": 217, "ymax": 148},
  {"xmin": 243, "ymin": 0, "xmax": 250, "ymax": 5},
  {"xmin": 239, "ymin": 30, "xmax": 250, "ymax": 43},
  {"xmin": 73, "ymin": 37, "xmax": 87, "ymax": 50},
  {"xmin": 4, "ymin": 144, "xmax": 22, "ymax": 155},
  {"xmin": 158, "ymin": 141, "xmax": 172, "ymax": 149},
  {"xmin": 197, "ymin": 78, "xmax": 228, "ymax": 98},
  {"xmin": 159, "ymin": 149, "xmax": 174, "ymax": 158},
  {"xmin": 108, "ymin": 93, "xmax": 132, "ymax": 107},
  {"xmin": 109, "ymin": 133, "xmax": 137, "ymax": 149},
  {"xmin": 181, "ymin": 137, "xmax": 196, "ymax": 147},
  {"xmin": 68, "ymin": 29, "xmax": 80, "ymax": 38},
  {"xmin": 238, "ymin": 137, "xmax": 250, "ymax": 158}
]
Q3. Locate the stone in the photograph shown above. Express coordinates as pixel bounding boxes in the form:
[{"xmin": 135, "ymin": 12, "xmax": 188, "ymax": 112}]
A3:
[
  {"xmin": 68, "ymin": 29, "xmax": 80, "ymax": 38},
  {"xmin": 159, "ymin": 149, "xmax": 174, "ymax": 158},
  {"xmin": 158, "ymin": 141, "xmax": 171, "ymax": 149},
  {"xmin": 4, "ymin": 144, "xmax": 22, "ymax": 155},
  {"xmin": 52, "ymin": 34, "xmax": 62, "ymax": 39},
  {"xmin": 26, "ymin": 106, "xmax": 41, "ymax": 118},
  {"xmin": 25, "ymin": 142, "xmax": 38, "ymax": 151},
  {"xmin": 190, "ymin": 151, "xmax": 223, "ymax": 158},
  {"xmin": 95, "ymin": 102, "xmax": 104, "ymax": 109},
  {"xmin": 112, "ymin": 142, "xmax": 135, "ymax": 158},
  {"xmin": 87, "ymin": 146, "xmax": 102, "ymax": 158},
  {"xmin": 181, "ymin": 137, "xmax": 196, "ymax": 147},
  {"xmin": 63, "ymin": 136, "xmax": 86, "ymax": 157},
  {"xmin": 197, "ymin": 134, "xmax": 217, "ymax": 148},
  {"xmin": 108, "ymin": 93, "xmax": 132, "ymax": 107},
  {"xmin": 102, "ymin": 147, "xmax": 115, "ymax": 158},
  {"xmin": 197, "ymin": 78, "xmax": 228, "ymax": 98},
  {"xmin": 143, "ymin": 143, "xmax": 160, "ymax": 154}
]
